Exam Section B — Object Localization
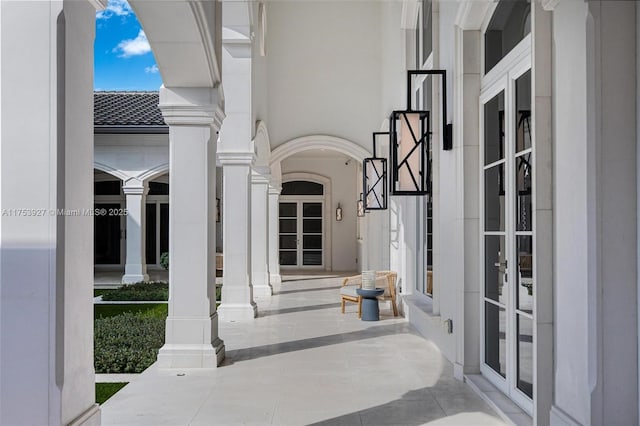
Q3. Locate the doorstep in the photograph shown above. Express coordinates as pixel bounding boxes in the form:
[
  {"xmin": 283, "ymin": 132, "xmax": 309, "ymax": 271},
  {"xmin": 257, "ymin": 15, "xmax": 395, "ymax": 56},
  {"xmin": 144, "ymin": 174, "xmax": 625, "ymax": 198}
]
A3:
[{"xmin": 465, "ymin": 374, "xmax": 533, "ymax": 426}]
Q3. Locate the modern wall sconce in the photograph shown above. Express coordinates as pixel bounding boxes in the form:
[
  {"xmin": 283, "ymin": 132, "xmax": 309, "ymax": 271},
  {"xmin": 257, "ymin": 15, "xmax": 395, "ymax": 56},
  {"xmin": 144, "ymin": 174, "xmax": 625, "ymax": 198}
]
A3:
[
  {"xmin": 357, "ymin": 193, "xmax": 365, "ymax": 217},
  {"xmin": 390, "ymin": 70, "xmax": 451, "ymax": 196},
  {"xmin": 336, "ymin": 203, "xmax": 343, "ymax": 221},
  {"xmin": 363, "ymin": 132, "xmax": 389, "ymax": 210}
]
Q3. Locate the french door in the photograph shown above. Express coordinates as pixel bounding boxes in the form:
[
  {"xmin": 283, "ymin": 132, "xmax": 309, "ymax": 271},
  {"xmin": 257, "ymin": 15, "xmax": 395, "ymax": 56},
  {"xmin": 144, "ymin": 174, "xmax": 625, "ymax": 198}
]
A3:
[
  {"xmin": 480, "ymin": 63, "xmax": 534, "ymax": 414},
  {"xmin": 279, "ymin": 200, "xmax": 324, "ymax": 268}
]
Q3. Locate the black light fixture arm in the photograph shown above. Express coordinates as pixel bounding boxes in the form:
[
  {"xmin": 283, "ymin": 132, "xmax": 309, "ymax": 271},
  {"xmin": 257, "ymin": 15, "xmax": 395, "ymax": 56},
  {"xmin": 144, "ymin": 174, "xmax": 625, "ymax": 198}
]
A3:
[
  {"xmin": 406, "ymin": 70, "xmax": 452, "ymax": 150},
  {"xmin": 371, "ymin": 131, "xmax": 390, "ymax": 159}
]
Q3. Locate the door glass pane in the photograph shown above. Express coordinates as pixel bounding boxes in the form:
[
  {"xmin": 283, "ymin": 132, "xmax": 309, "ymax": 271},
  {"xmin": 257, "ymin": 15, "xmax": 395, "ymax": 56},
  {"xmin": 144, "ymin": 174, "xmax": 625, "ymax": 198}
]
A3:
[
  {"xmin": 517, "ymin": 315, "xmax": 534, "ymax": 398},
  {"xmin": 516, "ymin": 153, "xmax": 532, "ymax": 231},
  {"xmin": 485, "ymin": 164, "xmax": 505, "ymax": 232},
  {"xmin": 485, "ymin": 0, "xmax": 531, "ymax": 74},
  {"xmin": 303, "ymin": 203, "xmax": 322, "ymax": 217},
  {"xmin": 516, "ymin": 70, "xmax": 532, "ymax": 152},
  {"xmin": 280, "ymin": 218, "xmax": 296, "ymax": 233},
  {"xmin": 281, "ymin": 181, "xmax": 323, "ymax": 195},
  {"xmin": 484, "ymin": 92, "xmax": 505, "ymax": 165},
  {"xmin": 145, "ymin": 203, "xmax": 157, "ymax": 265},
  {"xmin": 279, "ymin": 235, "xmax": 297, "ymax": 250},
  {"xmin": 485, "ymin": 302, "xmax": 506, "ymax": 378},
  {"xmin": 280, "ymin": 251, "xmax": 296, "ymax": 265},
  {"xmin": 160, "ymin": 203, "xmax": 169, "ymax": 255},
  {"xmin": 303, "ymin": 219, "xmax": 322, "ymax": 233},
  {"xmin": 517, "ymin": 236, "xmax": 533, "ymax": 313},
  {"xmin": 303, "ymin": 251, "xmax": 322, "ymax": 266},
  {"xmin": 303, "ymin": 235, "xmax": 322, "ymax": 250},
  {"xmin": 94, "ymin": 203, "xmax": 121, "ymax": 264},
  {"xmin": 279, "ymin": 203, "xmax": 296, "ymax": 217},
  {"xmin": 485, "ymin": 235, "xmax": 506, "ymax": 304}
]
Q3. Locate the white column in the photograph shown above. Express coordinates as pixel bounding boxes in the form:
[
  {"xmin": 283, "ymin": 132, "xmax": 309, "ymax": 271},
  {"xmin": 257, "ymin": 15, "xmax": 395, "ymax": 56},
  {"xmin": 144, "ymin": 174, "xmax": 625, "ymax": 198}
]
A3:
[
  {"xmin": 156, "ymin": 86, "xmax": 225, "ymax": 368},
  {"xmin": 268, "ymin": 184, "xmax": 282, "ymax": 291},
  {"xmin": 251, "ymin": 172, "xmax": 272, "ymax": 297},
  {"xmin": 1, "ymin": 1, "xmax": 99, "ymax": 424},
  {"xmin": 122, "ymin": 180, "xmax": 149, "ymax": 284},
  {"xmin": 217, "ymin": 152, "xmax": 258, "ymax": 320}
]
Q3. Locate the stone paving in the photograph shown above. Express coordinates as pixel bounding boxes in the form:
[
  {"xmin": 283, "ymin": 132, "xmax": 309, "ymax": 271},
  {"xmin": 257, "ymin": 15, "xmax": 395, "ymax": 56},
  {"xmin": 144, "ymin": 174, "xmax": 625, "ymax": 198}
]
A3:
[{"xmin": 101, "ymin": 273, "xmax": 505, "ymax": 426}]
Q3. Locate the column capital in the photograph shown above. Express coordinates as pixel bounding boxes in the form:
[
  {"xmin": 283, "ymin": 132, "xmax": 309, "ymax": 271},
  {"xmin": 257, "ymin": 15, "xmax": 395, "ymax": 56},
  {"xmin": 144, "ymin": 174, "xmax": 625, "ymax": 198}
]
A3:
[
  {"xmin": 268, "ymin": 185, "xmax": 281, "ymax": 195},
  {"xmin": 218, "ymin": 151, "xmax": 255, "ymax": 166},
  {"xmin": 251, "ymin": 170, "xmax": 271, "ymax": 185},
  {"xmin": 122, "ymin": 178, "xmax": 149, "ymax": 195},
  {"xmin": 541, "ymin": 0, "xmax": 559, "ymax": 11},
  {"xmin": 159, "ymin": 86, "xmax": 225, "ymax": 130}
]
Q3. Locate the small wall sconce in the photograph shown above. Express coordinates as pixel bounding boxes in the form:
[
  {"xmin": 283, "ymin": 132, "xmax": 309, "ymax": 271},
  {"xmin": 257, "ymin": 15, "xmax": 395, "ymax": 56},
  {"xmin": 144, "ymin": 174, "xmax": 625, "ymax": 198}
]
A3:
[
  {"xmin": 363, "ymin": 132, "xmax": 389, "ymax": 210},
  {"xmin": 336, "ymin": 203, "xmax": 343, "ymax": 221},
  {"xmin": 357, "ymin": 193, "xmax": 365, "ymax": 217}
]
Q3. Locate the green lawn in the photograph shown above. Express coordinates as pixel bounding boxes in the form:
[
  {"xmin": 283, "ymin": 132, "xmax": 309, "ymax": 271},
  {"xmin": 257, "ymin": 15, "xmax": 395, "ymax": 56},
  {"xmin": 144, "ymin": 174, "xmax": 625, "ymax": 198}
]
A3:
[
  {"xmin": 94, "ymin": 303, "xmax": 168, "ymax": 319},
  {"xmin": 96, "ymin": 382, "xmax": 128, "ymax": 404}
]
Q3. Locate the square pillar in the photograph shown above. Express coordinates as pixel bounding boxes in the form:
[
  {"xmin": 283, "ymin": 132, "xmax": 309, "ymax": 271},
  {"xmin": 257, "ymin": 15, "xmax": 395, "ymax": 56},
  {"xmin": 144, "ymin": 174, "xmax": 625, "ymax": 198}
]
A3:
[
  {"xmin": 157, "ymin": 86, "xmax": 225, "ymax": 368},
  {"xmin": 268, "ymin": 185, "xmax": 282, "ymax": 290},
  {"xmin": 217, "ymin": 152, "xmax": 258, "ymax": 321},
  {"xmin": 251, "ymin": 172, "xmax": 272, "ymax": 297},
  {"xmin": 122, "ymin": 180, "xmax": 149, "ymax": 284}
]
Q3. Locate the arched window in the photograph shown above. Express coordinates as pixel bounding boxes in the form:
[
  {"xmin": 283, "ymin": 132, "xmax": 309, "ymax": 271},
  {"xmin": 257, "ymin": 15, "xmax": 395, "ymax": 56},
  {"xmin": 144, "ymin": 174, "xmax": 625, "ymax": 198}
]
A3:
[{"xmin": 281, "ymin": 180, "xmax": 324, "ymax": 196}]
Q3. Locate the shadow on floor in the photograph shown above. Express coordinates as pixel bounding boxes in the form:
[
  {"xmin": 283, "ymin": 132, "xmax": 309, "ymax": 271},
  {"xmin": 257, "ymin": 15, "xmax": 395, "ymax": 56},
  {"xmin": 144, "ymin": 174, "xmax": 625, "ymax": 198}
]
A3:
[
  {"xmin": 281, "ymin": 274, "xmax": 345, "ymax": 282},
  {"xmin": 259, "ymin": 302, "xmax": 342, "ymax": 317},
  {"xmin": 224, "ymin": 323, "xmax": 412, "ymax": 365},
  {"xmin": 276, "ymin": 285, "xmax": 343, "ymax": 295}
]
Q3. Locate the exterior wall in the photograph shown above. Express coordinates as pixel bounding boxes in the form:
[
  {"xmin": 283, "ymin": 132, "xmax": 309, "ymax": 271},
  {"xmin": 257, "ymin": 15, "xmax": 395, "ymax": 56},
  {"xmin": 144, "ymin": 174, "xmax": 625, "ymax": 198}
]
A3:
[
  {"xmin": 265, "ymin": 1, "xmax": 384, "ymax": 151},
  {"xmin": 281, "ymin": 155, "xmax": 358, "ymax": 271},
  {"xmin": 95, "ymin": 133, "xmax": 168, "ymax": 181}
]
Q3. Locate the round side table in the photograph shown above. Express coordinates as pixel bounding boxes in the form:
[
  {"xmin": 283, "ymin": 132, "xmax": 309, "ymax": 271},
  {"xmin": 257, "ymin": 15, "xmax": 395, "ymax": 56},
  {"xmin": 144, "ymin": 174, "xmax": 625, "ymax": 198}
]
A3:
[{"xmin": 356, "ymin": 288, "xmax": 385, "ymax": 321}]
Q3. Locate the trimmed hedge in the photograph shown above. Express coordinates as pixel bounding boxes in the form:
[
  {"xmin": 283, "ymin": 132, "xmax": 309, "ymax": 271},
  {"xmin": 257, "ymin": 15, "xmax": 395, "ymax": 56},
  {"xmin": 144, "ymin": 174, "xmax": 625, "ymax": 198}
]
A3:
[
  {"xmin": 94, "ymin": 312, "xmax": 165, "ymax": 374},
  {"xmin": 96, "ymin": 382, "xmax": 127, "ymax": 404},
  {"xmin": 100, "ymin": 281, "xmax": 168, "ymax": 301}
]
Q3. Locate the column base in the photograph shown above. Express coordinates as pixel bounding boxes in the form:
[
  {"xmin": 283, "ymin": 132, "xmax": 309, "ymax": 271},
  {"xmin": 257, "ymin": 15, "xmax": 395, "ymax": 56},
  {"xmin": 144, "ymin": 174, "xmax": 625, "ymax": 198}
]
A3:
[
  {"xmin": 253, "ymin": 284, "xmax": 273, "ymax": 298},
  {"xmin": 217, "ymin": 302, "xmax": 258, "ymax": 321},
  {"xmin": 68, "ymin": 404, "xmax": 101, "ymax": 426},
  {"xmin": 122, "ymin": 273, "xmax": 149, "ymax": 284},
  {"xmin": 270, "ymin": 273, "xmax": 282, "ymax": 291},
  {"xmin": 157, "ymin": 337, "xmax": 225, "ymax": 368}
]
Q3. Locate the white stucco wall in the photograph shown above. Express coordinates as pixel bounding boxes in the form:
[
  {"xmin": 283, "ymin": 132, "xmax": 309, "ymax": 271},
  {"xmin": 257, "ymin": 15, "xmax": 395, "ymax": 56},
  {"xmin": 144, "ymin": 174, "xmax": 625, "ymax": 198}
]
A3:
[
  {"xmin": 281, "ymin": 154, "xmax": 358, "ymax": 271},
  {"xmin": 265, "ymin": 1, "xmax": 384, "ymax": 150},
  {"xmin": 94, "ymin": 133, "xmax": 169, "ymax": 181}
]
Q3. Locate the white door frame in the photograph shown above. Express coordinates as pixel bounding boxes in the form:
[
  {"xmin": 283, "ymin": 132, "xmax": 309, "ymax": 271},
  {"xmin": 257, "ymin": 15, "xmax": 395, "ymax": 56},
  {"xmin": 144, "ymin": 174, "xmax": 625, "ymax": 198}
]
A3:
[{"xmin": 479, "ymin": 37, "xmax": 533, "ymax": 415}]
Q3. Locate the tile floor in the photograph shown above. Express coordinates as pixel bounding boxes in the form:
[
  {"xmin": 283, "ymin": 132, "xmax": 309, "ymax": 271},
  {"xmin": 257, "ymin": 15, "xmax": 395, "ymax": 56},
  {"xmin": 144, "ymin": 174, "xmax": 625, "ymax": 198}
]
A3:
[{"xmin": 101, "ymin": 273, "xmax": 505, "ymax": 426}]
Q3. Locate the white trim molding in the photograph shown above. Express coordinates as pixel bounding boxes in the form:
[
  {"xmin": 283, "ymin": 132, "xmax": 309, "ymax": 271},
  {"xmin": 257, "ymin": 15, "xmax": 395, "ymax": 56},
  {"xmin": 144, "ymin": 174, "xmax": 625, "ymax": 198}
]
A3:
[
  {"xmin": 270, "ymin": 135, "xmax": 370, "ymax": 166},
  {"xmin": 541, "ymin": 0, "xmax": 560, "ymax": 12},
  {"xmin": 455, "ymin": 0, "xmax": 493, "ymax": 31}
]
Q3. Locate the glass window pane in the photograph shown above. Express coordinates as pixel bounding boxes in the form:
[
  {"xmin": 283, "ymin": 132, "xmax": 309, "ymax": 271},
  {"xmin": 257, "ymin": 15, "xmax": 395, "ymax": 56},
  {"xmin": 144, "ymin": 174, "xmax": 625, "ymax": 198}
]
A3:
[
  {"xmin": 516, "ymin": 70, "xmax": 532, "ymax": 152},
  {"xmin": 485, "ymin": 165, "xmax": 505, "ymax": 232},
  {"xmin": 279, "ymin": 218, "xmax": 296, "ymax": 234},
  {"xmin": 94, "ymin": 204, "xmax": 121, "ymax": 264},
  {"xmin": 485, "ymin": 302, "xmax": 506, "ymax": 378},
  {"xmin": 279, "ymin": 235, "xmax": 297, "ymax": 250},
  {"xmin": 160, "ymin": 203, "xmax": 169, "ymax": 254},
  {"xmin": 421, "ymin": 0, "xmax": 432, "ymax": 61},
  {"xmin": 279, "ymin": 203, "xmax": 296, "ymax": 217},
  {"xmin": 303, "ymin": 251, "xmax": 322, "ymax": 266},
  {"xmin": 516, "ymin": 153, "xmax": 532, "ymax": 231},
  {"xmin": 303, "ymin": 235, "xmax": 322, "ymax": 250},
  {"xmin": 303, "ymin": 219, "xmax": 322, "ymax": 234},
  {"xmin": 281, "ymin": 181, "xmax": 323, "ymax": 195},
  {"xmin": 485, "ymin": 236, "xmax": 506, "ymax": 304},
  {"xmin": 517, "ymin": 315, "xmax": 534, "ymax": 398},
  {"xmin": 484, "ymin": 92, "xmax": 505, "ymax": 164},
  {"xmin": 148, "ymin": 181, "xmax": 169, "ymax": 195},
  {"xmin": 485, "ymin": 0, "xmax": 531, "ymax": 74},
  {"xmin": 95, "ymin": 181, "xmax": 121, "ymax": 195},
  {"xmin": 279, "ymin": 251, "xmax": 296, "ymax": 265},
  {"xmin": 517, "ymin": 235, "xmax": 534, "ymax": 313},
  {"xmin": 303, "ymin": 203, "xmax": 322, "ymax": 217},
  {"xmin": 145, "ymin": 203, "xmax": 157, "ymax": 265}
]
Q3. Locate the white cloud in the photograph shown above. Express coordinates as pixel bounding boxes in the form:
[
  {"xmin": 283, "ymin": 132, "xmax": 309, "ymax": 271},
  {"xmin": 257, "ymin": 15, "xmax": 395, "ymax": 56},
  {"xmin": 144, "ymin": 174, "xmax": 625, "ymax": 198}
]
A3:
[
  {"xmin": 145, "ymin": 64, "xmax": 159, "ymax": 74},
  {"xmin": 96, "ymin": 0, "xmax": 133, "ymax": 20},
  {"xmin": 115, "ymin": 30, "xmax": 151, "ymax": 58}
]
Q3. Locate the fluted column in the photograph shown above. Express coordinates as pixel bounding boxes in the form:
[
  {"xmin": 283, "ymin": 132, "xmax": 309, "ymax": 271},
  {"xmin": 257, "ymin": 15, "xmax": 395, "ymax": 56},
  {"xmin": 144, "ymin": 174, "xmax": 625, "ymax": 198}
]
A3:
[
  {"xmin": 251, "ymin": 171, "xmax": 272, "ymax": 297},
  {"xmin": 217, "ymin": 152, "xmax": 258, "ymax": 320},
  {"xmin": 156, "ymin": 86, "xmax": 225, "ymax": 368},
  {"xmin": 122, "ymin": 180, "xmax": 149, "ymax": 284},
  {"xmin": 268, "ymin": 184, "xmax": 282, "ymax": 291}
]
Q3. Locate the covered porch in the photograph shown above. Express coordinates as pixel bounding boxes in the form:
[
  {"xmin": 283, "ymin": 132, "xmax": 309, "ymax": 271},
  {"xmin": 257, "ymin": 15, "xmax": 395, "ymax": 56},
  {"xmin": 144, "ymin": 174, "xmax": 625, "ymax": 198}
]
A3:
[{"xmin": 101, "ymin": 274, "xmax": 504, "ymax": 425}]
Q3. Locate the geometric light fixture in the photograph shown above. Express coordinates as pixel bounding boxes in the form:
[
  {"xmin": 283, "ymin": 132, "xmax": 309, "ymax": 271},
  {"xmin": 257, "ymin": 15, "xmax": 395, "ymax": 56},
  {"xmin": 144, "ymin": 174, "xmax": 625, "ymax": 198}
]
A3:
[
  {"xmin": 357, "ymin": 193, "xmax": 366, "ymax": 217},
  {"xmin": 363, "ymin": 132, "xmax": 389, "ymax": 210},
  {"xmin": 389, "ymin": 70, "xmax": 451, "ymax": 196}
]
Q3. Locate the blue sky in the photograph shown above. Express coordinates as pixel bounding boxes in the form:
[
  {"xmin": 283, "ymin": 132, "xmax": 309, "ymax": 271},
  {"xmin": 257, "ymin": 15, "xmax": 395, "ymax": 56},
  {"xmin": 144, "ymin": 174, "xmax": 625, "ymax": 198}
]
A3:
[{"xmin": 94, "ymin": 0, "xmax": 162, "ymax": 91}]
